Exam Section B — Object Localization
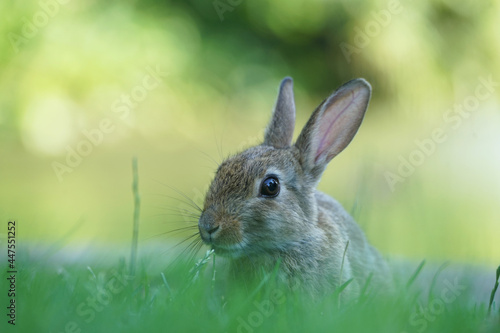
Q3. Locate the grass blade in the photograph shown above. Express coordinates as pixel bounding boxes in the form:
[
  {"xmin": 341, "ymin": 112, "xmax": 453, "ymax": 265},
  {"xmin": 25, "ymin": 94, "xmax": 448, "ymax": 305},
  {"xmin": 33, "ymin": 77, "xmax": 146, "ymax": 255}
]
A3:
[
  {"xmin": 427, "ymin": 261, "xmax": 449, "ymax": 302},
  {"xmin": 488, "ymin": 265, "xmax": 500, "ymax": 315},
  {"xmin": 130, "ymin": 156, "xmax": 141, "ymax": 276},
  {"xmin": 406, "ymin": 260, "xmax": 426, "ymax": 289}
]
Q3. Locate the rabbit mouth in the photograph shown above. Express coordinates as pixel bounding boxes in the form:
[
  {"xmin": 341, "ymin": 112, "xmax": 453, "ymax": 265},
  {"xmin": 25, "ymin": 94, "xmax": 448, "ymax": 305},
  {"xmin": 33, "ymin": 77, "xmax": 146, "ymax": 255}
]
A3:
[{"xmin": 211, "ymin": 242, "xmax": 247, "ymax": 258}]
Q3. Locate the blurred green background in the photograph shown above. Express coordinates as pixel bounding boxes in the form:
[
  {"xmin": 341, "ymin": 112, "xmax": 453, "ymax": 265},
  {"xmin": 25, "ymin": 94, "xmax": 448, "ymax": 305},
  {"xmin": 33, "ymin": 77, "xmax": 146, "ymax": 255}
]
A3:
[{"xmin": 0, "ymin": 0, "xmax": 499, "ymax": 265}]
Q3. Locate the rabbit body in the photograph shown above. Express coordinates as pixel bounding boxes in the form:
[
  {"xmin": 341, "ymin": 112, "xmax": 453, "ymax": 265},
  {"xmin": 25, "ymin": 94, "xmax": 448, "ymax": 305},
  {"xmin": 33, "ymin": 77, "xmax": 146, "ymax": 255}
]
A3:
[{"xmin": 198, "ymin": 78, "xmax": 390, "ymax": 297}]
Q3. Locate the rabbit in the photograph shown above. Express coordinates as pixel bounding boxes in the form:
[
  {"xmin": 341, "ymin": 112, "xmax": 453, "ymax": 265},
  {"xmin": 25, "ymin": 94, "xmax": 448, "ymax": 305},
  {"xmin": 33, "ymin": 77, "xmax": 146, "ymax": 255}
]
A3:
[{"xmin": 198, "ymin": 77, "xmax": 390, "ymax": 298}]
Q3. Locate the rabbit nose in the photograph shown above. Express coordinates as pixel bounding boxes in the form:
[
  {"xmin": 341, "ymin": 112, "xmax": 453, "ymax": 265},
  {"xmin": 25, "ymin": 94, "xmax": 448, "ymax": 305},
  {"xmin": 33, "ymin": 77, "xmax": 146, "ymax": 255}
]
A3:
[
  {"xmin": 206, "ymin": 225, "xmax": 219, "ymax": 234},
  {"xmin": 199, "ymin": 224, "xmax": 220, "ymax": 242},
  {"xmin": 198, "ymin": 213, "xmax": 221, "ymax": 242}
]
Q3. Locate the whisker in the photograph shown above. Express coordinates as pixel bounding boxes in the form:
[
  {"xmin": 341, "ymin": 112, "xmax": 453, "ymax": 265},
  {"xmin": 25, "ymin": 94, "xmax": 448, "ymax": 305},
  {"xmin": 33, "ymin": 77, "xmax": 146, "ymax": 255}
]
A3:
[
  {"xmin": 150, "ymin": 218, "xmax": 199, "ymax": 227},
  {"xmin": 164, "ymin": 226, "xmax": 199, "ymax": 234},
  {"xmin": 152, "ymin": 212, "xmax": 200, "ymax": 220},
  {"xmin": 195, "ymin": 148, "xmax": 220, "ymax": 168},
  {"xmin": 151, "ymin": 199, "xmax": 201, "ymax": 214},
  {"xmin": 154, "ymin": 205, "xmax": 200, "ymax": 212},
  {"xmin": 153, "ymin": 208, "xmax": 200, "ymax": 218},
  {"xmin": 143, "ymin": 226, "xmax": 199, "ymax": 241},
  {"xmin": 184, "ymin": 239, "xmax": 204, "ymax": 263},
  {"xmin": 161, "ymin": 232, "xmax": 198, "ymax": 259},
  {"xmin": 152, "ymin": 192, "xmax": 202, "ymax": 213},
  {"xmin": 170, "ymin": 233, "xmax": 200, "ymax": 251},
  {"xmin": 156, "ymin": 182, "xmax": 203, "ymax": 212},
  {"xmin": 167, "ymin": 236, "xmax": 204, "ymax": 269}
]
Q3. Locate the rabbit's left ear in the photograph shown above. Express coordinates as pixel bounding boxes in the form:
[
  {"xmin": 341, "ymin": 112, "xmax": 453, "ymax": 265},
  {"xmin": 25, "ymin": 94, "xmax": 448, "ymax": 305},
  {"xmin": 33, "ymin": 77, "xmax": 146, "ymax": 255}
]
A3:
[
  {"xmin": 264, "ymin": 77, "xmax": 296, "ymax": 148},
  {"xmin": 295, "ymin": 79, "xmax": 371, "ymax": 178}
]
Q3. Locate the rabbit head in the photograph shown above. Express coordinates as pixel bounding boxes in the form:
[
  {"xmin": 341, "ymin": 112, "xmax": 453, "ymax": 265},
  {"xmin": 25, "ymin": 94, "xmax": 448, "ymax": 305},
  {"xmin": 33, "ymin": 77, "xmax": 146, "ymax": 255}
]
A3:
[{"xmin": 198, "ymin": 77, "xmax": 371, "ymax": 260}]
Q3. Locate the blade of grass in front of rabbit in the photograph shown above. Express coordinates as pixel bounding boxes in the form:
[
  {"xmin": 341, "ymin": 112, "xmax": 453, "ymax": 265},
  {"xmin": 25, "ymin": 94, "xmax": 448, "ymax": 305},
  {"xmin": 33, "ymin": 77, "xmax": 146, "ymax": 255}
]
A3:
[
  {"xmin": 406, "ymin": 260, "xmax": 426, "ymax": 289},
  {"xmin": 427, "ymin": 261, "xmax": 450, "ymax": 303},
  {"xmin": 211, "ymin": 250, "xmax": 216, "ymax": 292},
  {"xmin": 235, "ymin": 240, "xmax": 259, "ymax": 294},
  {"xmin": 226, "ymin": 238, "xmax": 258, "ymax": 294},
  {"xmin": 488, "ymin": 265, "xmax": 500, "ymax": 315},
  {"xmin": 334, "ymin": 278, "xmax": 354, "ymax": 302},
  {"xmin": 160, "ymin": 271, "xmax": 173, "ymax": 296},
  {"xmin": 358, "ymin": 272, "xmax": 374, "ymax": 302},
  {"xmin": 187, "ymin": 249, "xmax": 215, "ymax": 292},
  {"xmin": 398, "ymin": 260, "xmax": 426, "ymax": 310},
  {"xmin": 265, "ymin": 257, "xmax": 283, "ymax": 298},
  {"xmin": 235, "ymin": 266, "xmax": 274, "ymax": 315},
  {"xmin": 338, "ymin": 240, "xmax": 350, "ymax": 308}
]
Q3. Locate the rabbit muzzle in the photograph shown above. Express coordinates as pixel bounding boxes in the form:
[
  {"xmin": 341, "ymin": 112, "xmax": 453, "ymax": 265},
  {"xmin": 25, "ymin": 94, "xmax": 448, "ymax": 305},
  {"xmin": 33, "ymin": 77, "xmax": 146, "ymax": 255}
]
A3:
[
  {"xmin": 198, "ymin": 210, "xmax": 243, "ymax": 255},
  {"xmin": 198, "ymin": 214, "xmax": 220, "ymax": 243}
]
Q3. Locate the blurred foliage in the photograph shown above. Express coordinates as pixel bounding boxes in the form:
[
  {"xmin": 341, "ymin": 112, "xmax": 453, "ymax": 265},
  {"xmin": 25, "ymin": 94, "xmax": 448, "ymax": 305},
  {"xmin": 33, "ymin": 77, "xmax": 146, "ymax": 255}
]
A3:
[
  {"xmin": 0, "ymin": 251, "xmax": 498, "ymax": 333},
  {"xmin": 0, "ymin": 0, "xmax": 499, "ymax": 264}
]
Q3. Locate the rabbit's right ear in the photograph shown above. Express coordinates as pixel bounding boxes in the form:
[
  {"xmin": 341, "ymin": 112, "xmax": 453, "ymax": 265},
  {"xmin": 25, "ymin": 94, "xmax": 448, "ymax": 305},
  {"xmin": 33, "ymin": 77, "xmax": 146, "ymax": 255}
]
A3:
[
  {"xmin": 295, "ymin": 79, "xmax": 371, "ymax": 180},
  {"xmin": 263, "ymin": 77, "xmax": 296, "ymax": 148}
]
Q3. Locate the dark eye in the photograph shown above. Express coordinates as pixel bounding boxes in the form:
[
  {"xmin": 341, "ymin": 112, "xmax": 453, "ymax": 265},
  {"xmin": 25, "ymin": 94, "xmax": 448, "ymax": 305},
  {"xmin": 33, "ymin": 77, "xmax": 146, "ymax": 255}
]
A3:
[{"xmin": 260, "ymin": 176, "xmax": 280, "ymax": 197}]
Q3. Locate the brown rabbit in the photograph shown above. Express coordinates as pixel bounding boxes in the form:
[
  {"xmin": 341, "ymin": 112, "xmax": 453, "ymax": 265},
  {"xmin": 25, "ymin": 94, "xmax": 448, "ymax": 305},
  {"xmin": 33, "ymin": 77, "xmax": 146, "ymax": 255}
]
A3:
[{"xmin": 198, "ymin": 77, "xmax": 390, "ymax": 298}]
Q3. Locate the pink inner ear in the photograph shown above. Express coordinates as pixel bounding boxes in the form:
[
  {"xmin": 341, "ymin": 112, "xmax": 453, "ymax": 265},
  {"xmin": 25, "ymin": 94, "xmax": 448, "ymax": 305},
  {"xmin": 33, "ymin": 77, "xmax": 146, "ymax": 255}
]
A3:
[{"xmin": 315, "ymin": 90, "xmax": 359, "ymax": 162}]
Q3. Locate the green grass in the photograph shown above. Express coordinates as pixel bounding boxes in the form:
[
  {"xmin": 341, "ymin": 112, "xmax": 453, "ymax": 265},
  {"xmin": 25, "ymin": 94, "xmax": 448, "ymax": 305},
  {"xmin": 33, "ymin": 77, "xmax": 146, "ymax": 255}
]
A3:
[
  {"xmin": 1, "ymin": 245, "xmax": 499, "ymax": 333},
  {"xmin": 2, "ymin": 160, "xmax": 498, "ymax": 333}
]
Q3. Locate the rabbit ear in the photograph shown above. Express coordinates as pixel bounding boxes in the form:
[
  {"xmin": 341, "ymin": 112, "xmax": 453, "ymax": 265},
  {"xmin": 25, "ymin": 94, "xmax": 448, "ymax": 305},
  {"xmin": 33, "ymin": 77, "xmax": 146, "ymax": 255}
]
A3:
[
  {"xmin": 263, "ymin": 77, "xmax": 296, "ymax": 148},
  {"xmin": 295, "ymin": 79, "xmax": 371, "ymax": 178}
]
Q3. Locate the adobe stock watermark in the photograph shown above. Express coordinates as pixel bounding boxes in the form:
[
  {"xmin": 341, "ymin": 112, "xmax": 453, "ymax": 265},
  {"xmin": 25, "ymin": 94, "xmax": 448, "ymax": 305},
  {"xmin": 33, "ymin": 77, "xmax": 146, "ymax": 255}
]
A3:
[
  {"xmin": 8, "ymin": 0, "xmax": 72, "ymax": 54},
  {"xmin": 213, "ymin": 0, "xmax": 244, "ymax": 21},
  {"xmin": 51, "ymin": 65, "xmax": 168, "ymax": 182},
  {"xmin": 384, "ymin": 75, "xmax": 498, "ymax": 192},
  {"xmin": 53, "ymin": 269, "xmax": 133, "ymax": 333},
  {"xmin": 340, "ymin": 0, "xmax": 403, "ymax": 63},
  {"xmin": 401, "ymin": 277, "xmax": 466, "ymax": 333}
]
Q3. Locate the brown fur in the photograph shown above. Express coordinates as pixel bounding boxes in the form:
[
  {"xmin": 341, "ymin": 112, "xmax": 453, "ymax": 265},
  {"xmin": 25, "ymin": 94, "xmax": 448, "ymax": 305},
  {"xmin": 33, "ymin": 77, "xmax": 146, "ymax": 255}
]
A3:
[{"xmin": 198, "ymin": 77, "xmax": 390, "ymax": 298}]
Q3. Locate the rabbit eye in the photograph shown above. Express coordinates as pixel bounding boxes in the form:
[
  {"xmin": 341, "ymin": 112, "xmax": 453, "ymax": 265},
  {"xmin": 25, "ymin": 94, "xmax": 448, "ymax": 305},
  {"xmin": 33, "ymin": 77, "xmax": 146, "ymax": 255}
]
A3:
[{"xmin": 260, "ymin": 176, "xmax": 280, "ymax": 197}]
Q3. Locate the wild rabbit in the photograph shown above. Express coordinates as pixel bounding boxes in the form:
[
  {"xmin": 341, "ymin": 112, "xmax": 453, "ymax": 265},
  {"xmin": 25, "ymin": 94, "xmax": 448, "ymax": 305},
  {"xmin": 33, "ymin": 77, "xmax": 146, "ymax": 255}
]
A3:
[{"xmin": 198, "ymin": 77, "xmax": 390, "ymax": 298}]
